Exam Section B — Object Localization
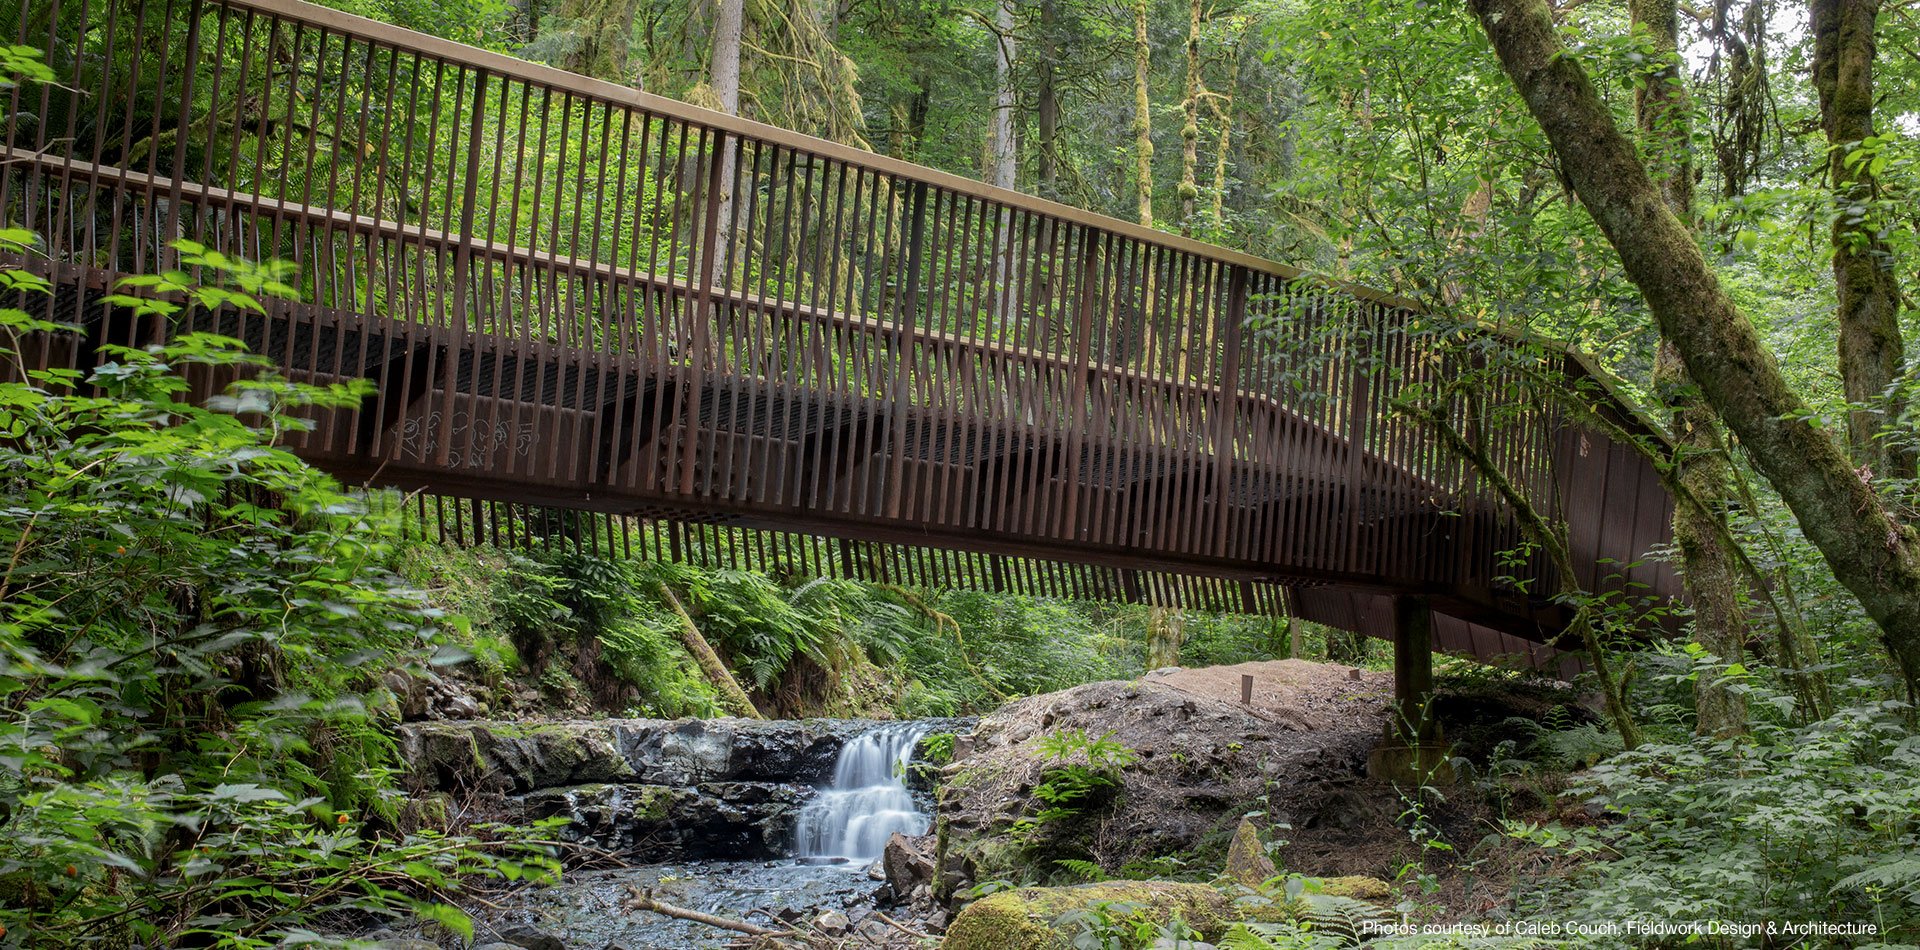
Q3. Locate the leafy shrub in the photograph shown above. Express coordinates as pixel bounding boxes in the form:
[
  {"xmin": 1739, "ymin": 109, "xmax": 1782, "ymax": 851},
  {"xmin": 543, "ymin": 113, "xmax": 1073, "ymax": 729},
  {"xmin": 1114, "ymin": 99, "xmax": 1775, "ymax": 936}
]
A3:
[
  {"xmin": 485, "ymin": 549, "xmax": 719, "ymax": 717},
  {"xmin": 1508, "ymin": 700, "xmax": 1920, "ymax": 941},
  {"xmin": 0, "ymin": 232, "xmax": 553, "ymax": 945}
]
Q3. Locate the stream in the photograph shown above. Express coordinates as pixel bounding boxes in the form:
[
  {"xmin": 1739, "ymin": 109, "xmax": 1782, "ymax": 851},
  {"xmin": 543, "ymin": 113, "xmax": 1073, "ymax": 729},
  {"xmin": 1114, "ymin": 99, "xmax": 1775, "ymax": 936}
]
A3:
[{"xmin": 480, "ymin": 720, "xmax": 939, "ymax": 949}]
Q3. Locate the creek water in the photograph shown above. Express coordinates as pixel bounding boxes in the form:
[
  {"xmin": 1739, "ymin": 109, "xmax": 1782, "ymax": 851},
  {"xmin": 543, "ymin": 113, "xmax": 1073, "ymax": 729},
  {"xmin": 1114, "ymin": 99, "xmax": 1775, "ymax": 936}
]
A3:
[
  {"xmin": 482, "ymin": 721, "xmax": 937, "ymax": 948},
  {"xmin": 793, "ymin": 721, "xmax": 932, "ymax": 861}
]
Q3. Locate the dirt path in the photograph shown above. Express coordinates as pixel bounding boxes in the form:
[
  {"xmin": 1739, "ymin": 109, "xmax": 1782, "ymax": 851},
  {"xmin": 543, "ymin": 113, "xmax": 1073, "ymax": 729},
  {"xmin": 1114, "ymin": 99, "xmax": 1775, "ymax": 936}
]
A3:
[{"xmin": 1145, "ymin": 658, "xmax": 1392, "ymax": 731}]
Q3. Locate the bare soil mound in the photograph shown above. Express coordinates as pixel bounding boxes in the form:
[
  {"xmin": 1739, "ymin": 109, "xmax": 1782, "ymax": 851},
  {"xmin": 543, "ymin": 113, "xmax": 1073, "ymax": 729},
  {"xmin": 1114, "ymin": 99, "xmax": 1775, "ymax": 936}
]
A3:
[
  {"xmin": 933, "ymin": 660, "xmax": 1391, "ymax": 892},
  {"xmin": 1145, "ymin": 659, "xmax": 1392, "ymax": 727}
]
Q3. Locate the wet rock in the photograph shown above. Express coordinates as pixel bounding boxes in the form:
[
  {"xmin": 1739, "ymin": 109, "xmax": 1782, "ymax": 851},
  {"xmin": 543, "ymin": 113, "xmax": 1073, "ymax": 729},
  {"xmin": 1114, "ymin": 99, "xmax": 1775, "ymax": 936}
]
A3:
[
  {"xmin": 618, "ymin": 718, "xmax": 860, "ymax": 786},
  {"xmin": 882, "ymin": 832, "xmax": 935, "ymax": 902},
  {"xmin": 813, "ymin": 909, "xmax": 850, "ymax": 934},
  {"xmin": 367, "ymin": 941, "xmax": 439, "ymax": 950},
  {"xmin": 400, "ymin": 720, "xmax": 638, "ymax": 793},
  {"xmin": 483, "ymin": 861, "xmax": 881, "ymax": 950},
  {"xmin": 495, "ymin": 922, "xmax": 566, "ymax": 950},
  {"xmin": 520, "ymin": 782, "xmax": 809, "ymax": 859},
  {"xmin": 428, "ymin": 674, "xmax": 487, "ymax": 720},
  {"xmin": 399, "ymin": 717, "xmax": 974, "ymax": 795},
  {"xmin": 381, "ymin": 670, "xmax": 430, "ymax": 721}
]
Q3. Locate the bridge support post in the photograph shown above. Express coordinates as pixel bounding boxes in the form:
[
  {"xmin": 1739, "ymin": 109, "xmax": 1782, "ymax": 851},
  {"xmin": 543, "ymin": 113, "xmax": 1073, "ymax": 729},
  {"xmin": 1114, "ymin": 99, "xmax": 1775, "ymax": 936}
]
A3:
[{"xmin": 1367, "ymin": 595, "xmax": 1454, "ymax": 785}]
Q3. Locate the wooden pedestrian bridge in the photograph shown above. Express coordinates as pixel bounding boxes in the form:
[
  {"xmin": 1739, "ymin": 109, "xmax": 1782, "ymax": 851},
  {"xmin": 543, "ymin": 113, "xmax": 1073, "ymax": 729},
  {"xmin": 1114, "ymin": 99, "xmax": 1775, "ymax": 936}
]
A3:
[{"xmin": 2, "ymin": 0, "xmax": 1678, "ymax": 673}]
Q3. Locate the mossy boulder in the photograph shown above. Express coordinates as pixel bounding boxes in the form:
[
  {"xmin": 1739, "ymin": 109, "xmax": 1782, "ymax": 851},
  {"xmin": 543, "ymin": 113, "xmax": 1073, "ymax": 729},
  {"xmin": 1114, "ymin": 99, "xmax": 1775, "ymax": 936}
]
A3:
[
  {"xmin": 1318, "ymin": 875, "xmax": 1392, "ymax": 901},
  {"xmin": 944, "ymin": 881, "xmax": 1234, "ymax": 950}
]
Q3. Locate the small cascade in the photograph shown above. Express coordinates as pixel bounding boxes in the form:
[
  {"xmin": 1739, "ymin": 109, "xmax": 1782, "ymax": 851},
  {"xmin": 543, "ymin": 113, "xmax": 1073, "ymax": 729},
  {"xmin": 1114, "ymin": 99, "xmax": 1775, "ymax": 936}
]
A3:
[{"xmin": 793, "ymin": 722, "xmax": 931, "ymax": 861}]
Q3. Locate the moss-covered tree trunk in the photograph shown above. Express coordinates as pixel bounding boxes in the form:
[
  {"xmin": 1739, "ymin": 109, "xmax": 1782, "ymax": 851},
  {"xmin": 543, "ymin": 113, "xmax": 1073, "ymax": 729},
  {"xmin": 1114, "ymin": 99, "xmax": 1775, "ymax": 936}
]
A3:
[
  {"xmin": 553, "ymin": 0, "xmax": 636, "ymax": 83},
  {"xmin": 1469, "ymin": 0, "xmax": 1920, "ymax": 699},
  {"xmin": 1037, "ymin": 0, "xmax": 1062, "ymax": 196},
  {"xmin": 1629, "ymin": 0, "xmax": 1750, "ymax": 737},
  {"xmin": 1812, "ymin": 0, "xmax": 1913, "ymax": 482},
  {"xmin": 654, "ymin": 581, "xmax": 763, "ymax": 719},
  {"xmin": 1132, "ymin": 0, "xmax": 1154, "ymax": 228},
  {"xmin": 1178, "ymin": 0, "xmax": 1203, "ymax": 233},
  {"xmin": 1146, "ymin": 605, "xmax": 1185, "ymax": 669}
]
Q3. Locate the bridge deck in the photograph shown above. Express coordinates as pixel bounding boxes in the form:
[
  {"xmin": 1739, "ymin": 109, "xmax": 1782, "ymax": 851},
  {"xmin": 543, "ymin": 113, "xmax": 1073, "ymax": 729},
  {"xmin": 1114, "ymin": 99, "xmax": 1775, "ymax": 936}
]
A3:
[{"xmin": 1, "ymin": 0, "xmax": 1678, "ymax": 668}]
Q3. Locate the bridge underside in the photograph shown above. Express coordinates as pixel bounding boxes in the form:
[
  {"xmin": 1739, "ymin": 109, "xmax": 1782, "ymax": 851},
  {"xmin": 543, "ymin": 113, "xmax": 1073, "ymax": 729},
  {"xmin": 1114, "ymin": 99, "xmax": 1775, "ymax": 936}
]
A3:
[
  {"xmin": 3, "ymin": 0, "xmax": 1679, "ymax": 675},
  {"xmin": 23, "ymin": 272, "xmax": 1654, "ymax": 675}
]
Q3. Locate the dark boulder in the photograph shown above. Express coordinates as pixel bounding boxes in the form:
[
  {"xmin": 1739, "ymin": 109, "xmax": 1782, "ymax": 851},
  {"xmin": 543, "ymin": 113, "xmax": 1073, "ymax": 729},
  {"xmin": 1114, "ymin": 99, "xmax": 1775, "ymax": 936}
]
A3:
[
  {"xmin": 520, "ymin": 781, "xmax": 811, "ymax": 858},
  {"xmin": 882, "ymin": 832, "xmax": 936, "ymax": 902}
]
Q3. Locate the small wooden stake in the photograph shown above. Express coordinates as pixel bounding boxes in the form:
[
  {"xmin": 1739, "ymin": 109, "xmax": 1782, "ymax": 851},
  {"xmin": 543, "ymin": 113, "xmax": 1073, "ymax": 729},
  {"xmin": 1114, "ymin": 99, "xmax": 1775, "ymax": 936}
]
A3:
[{"xmin": 1241, "ymin": 673, "xmax": 1254, "ymax": 705}]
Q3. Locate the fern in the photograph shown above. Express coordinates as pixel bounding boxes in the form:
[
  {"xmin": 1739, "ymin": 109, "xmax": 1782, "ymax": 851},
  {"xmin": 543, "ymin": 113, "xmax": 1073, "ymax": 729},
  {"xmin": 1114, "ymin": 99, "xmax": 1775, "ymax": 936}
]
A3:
[
  {"xmin": 1834, "ymin": 855, "xmax": 1920, "ymax": 904},
  {"xmin": 1372, "ymin": 936, "xmax": 1564, "ymax": 949},
  {"xmin": 1053, "ymin": 858, "xmax": 1109, "ymax": 882},
  {"xmin": 1295, "ymin": 893, "xmax": 1394, "ymax": 943},
  {"xmin": 1532, "ymin": 722, "xmax": 1623, "ymax": 770},
  {"xmin": 1216, "ymin": 921, "xmax": 1345, "ymax": 950}
]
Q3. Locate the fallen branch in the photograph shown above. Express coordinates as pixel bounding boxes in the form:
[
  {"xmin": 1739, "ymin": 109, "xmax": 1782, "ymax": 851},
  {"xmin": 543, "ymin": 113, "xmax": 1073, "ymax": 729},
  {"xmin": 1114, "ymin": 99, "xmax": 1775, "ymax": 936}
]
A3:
[
  {"xmin": 653, "ymin": 581, "xmax": 764, "ymax": 719},
  {"xmin": 624, "ymin": 885, "xmax": 787, "ymax": 936},
  {"xmin": 872, "ymin": 911, "xmax": 931, "ymax": 939}
]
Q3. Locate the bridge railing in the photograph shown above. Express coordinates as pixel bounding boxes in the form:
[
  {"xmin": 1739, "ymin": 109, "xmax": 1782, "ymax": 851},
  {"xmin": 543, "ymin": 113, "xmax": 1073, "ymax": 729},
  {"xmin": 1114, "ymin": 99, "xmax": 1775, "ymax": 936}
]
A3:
[{"xmin": 0, "ymin": 0, "xmax": 1645, "ymax": 621}]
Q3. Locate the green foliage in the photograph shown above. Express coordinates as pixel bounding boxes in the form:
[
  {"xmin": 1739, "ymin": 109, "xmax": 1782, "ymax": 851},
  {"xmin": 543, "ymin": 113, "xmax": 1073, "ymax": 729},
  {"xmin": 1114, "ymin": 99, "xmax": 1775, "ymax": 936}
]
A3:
[
  {"xmin": 484, "ymin": 549, "xmax": 721, "ymax": 717},
  {"xmin": 1013, "ymin": 729, "xmax": 1137, "ymax": 851},
  {"xmin": 1217, "ymin": 920, "xmax": 1346, "ymax": 950},
  {"xmin": 1055, "ymin": 857, "xmax": 1111, "ymax": 883},
  {"xmin": 0, "ymin": 238, "xmax": 554, "ymax": 944},
  {"xmin": 920, "ymin": 730, "xmax": 958, "ymax": 766},
  {"xmin": 1508, "ymin": 701, "xmax": 1920, "ymax": 941},
  {"xmin": 650, "ymin": 560, "xmax": 830, "ymax": 691},
  {"xmin": 1055, "ymin": 900, "xmax": 1207, "ymax": 950}
]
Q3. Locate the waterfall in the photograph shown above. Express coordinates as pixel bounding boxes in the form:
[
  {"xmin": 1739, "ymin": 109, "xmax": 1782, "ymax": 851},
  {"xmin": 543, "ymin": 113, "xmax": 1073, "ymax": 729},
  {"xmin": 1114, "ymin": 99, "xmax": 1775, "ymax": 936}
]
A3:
[{"xmin": 793, "ymin": 723, "xmax": 931, "ymax": 861}]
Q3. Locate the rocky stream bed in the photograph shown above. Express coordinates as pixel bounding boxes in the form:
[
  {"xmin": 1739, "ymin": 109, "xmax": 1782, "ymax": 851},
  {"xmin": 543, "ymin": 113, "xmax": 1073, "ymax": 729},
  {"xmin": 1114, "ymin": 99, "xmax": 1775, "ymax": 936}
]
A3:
[{"xmin": 370, "ymin": 660, "xmax": 1431, "ymax": 948}]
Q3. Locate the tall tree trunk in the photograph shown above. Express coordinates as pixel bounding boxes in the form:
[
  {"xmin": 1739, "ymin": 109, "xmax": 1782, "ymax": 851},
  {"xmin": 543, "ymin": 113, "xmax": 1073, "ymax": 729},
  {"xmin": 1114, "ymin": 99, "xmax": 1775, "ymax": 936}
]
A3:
[
  {"xmin": 706, "ymin": 0, "xmax": 743, "ymax": 284},
  {"xmin": 1133, "ymin": 0, "xmax": 1154, "ymax": 227},
  {"xmin": 988, "ymin": 0, "xmax": 1019, "ymax": 308},
  {"xmin": 891, "ymin": 69, "xmax": 933, "ymax": 160},
  {"xmin": 1469, "ymin": 0, "xmax": 1920, "ymax": 700},
  {"xmin": 554, "ymin": 0, "xmax": 637, "ymax": 83},
  {"xmin": 1178, "ymin": 0, "xmax": 1203, "ymax": 233},
  {"xmin": 708, "ymin": 0, "xmax": 743, "ymax": 112},
  {"xmin": 990, "ymin": 0, "xmax": 1019, "ymax": 191},
  {"xmin": 1037, "ymin": 0, "xmax": 1061, "ymax": 197},
  {"xmin": 1812, "ymin": 0, "xmax": 1913, "ymax": 482},
  {"xmin": 1710, "ymin": 1, "xmax": 1766, "ymax": 202},
  {"xmin": 1208, "ymin": 28, "xmax": 1240, "ymax": 231},
  {"xmin": 1629, "ymin": 0, "xmax": 1751, "ymax": 736}
]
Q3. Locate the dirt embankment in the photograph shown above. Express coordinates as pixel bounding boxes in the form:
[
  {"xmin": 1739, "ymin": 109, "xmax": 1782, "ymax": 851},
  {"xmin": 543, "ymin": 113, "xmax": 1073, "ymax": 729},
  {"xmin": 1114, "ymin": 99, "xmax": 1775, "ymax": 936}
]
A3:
[{"xmin": 934, "ymin": 660, "xmax": 1393, "ymax": 891}]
